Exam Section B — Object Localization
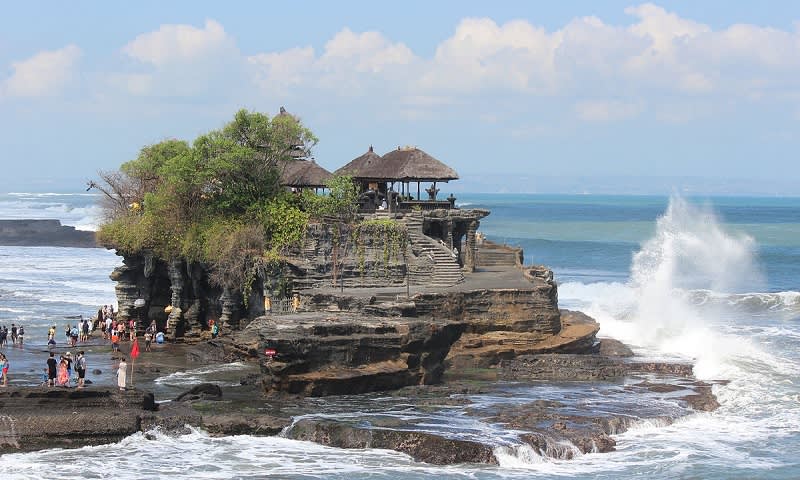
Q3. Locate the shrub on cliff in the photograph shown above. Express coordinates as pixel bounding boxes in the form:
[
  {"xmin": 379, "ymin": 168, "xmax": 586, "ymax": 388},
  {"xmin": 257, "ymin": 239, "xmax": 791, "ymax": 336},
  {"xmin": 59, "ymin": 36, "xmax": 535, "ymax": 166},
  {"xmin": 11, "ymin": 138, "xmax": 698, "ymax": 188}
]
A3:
[{"xmin": 93, "ymin": 109, "xmax": 318, "ymax": 289}]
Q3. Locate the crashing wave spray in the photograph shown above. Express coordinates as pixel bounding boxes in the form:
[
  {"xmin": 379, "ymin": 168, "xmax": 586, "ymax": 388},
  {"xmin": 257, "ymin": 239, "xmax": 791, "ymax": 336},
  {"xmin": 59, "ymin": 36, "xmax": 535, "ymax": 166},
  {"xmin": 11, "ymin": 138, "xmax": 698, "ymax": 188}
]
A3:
[{"xmin": 597, "ymin": 196, "xmax": 765, "ymax": 377}]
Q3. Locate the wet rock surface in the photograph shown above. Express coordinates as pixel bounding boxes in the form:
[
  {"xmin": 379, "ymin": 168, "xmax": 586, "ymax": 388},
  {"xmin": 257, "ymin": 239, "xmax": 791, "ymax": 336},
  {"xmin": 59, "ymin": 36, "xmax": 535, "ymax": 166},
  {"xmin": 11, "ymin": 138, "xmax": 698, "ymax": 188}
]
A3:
[
  {"xmin": 285, "ymin": 418, "xmax": 498, "ymax": 465},
  {"xmin": 0, "ymin": 387, "xmax": 155, "ymax": 452}
]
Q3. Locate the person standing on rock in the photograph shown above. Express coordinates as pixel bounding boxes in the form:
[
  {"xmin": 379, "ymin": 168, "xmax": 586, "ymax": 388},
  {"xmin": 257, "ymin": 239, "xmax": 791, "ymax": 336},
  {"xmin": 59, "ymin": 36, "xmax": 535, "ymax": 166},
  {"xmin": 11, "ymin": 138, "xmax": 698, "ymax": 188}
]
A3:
[
  {"xmin": 117, "ymin": 357, "xmax": 127, "ymax": 391},
  {"xmin": 292, "ymin": 293, "xmax": 300, "ymax": 313},
  {"xmin": 76, "ymin": 351, "xmax": 87, "ymax": 388},
  {"xmin": 0, "ymin": 352, "xmax": 8, "ymax": 386},
  {"xmin": 46, "ymin": 351, "xmax": 57, "ymax": 387}
]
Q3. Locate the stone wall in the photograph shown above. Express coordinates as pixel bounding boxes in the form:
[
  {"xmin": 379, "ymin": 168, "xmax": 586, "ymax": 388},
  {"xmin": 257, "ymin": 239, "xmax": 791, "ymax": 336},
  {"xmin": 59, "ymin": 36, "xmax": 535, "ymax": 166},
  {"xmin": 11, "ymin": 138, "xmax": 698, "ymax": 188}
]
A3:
[{"xmin": 111, "ymin": 221, "xmax": 416, "ymax": 338}]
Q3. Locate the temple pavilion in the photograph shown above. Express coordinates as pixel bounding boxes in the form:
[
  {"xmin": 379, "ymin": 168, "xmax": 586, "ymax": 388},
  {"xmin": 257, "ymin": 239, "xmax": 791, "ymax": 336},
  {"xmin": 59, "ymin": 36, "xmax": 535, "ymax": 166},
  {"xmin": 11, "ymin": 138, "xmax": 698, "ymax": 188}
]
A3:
[
  {"xmin": 335, "ymin": 145, "xmax": 459, "ymax": 212},
  {"xmin": 335, "ymin": 145, "xmax": 487, "ymax": 275}
]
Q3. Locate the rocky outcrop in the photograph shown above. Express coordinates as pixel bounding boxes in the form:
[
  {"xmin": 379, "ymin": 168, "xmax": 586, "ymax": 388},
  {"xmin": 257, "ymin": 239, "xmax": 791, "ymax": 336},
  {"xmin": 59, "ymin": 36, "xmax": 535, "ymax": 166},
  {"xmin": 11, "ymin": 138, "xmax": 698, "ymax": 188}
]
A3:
[
  {"xmin": 210, "ymin": 278, "xmax": 600, "ymax": 397},
  {"xmin": 286, "ymin": 418, "xmax": 498, "ymax": 465},
  {"xmin": 0, "ymin": 219, "xmax": 97, "ymax": 248},
  {"xmin": 0, "ymin": 388, "xmax": 155, "ymax": 452},
  {"xmin": 233, "ymin": 313, "xmax": 467, "ymax": 396}
]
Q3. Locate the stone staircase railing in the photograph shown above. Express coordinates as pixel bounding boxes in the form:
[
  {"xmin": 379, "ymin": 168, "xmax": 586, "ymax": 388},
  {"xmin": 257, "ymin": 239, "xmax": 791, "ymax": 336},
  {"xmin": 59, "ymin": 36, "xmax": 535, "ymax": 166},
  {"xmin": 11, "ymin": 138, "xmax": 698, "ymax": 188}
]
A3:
[{"xmin": 404, "ymin": 213, "xmax": 464, "ymax": 287}]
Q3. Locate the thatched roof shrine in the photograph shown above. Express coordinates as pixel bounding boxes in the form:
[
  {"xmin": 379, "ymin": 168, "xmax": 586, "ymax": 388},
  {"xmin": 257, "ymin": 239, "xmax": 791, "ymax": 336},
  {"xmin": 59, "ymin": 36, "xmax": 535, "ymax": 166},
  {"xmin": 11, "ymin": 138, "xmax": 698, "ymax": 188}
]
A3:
[
  {"xmin": 336, "ymin": 146, "xmax": 459, "ymax": 182},
  {"xmin": 278, "ymin": 159, "xmax": 332, "ymax": 188},
  {"xmin": 334, "ymin": 145, "xmax": 383, "ymax": 179}
]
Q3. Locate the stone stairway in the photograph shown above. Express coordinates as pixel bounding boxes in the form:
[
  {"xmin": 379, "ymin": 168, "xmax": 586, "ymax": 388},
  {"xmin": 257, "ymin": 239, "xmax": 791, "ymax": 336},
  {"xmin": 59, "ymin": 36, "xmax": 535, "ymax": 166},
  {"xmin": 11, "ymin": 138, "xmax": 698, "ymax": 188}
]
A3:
[
  {"xmin": 476, "ymin": 240, "xmax": 522, "ymax": 267},
  {"xmin": 404, "ymin": 213, "xmax": 464, "ymax": 287}
]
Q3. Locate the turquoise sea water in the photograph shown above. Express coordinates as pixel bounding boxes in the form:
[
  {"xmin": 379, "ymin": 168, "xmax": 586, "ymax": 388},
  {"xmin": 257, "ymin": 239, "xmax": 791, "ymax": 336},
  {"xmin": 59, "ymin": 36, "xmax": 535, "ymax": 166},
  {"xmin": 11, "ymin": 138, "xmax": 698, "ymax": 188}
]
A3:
[{"xmin": 0, "ymin": 192, "xmax": 799, "ymax": 479}]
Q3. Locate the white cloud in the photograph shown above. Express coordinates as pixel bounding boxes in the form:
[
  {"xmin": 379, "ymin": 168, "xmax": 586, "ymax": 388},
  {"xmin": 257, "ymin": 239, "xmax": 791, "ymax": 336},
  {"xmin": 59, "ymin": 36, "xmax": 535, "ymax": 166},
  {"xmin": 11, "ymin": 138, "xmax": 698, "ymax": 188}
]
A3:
[
  {"xmin": 247, "ymin": 28, "xmax": 415, "ymax": 98},
  {"xmin": 122, "ymin": 19, "xmax": 234, "ymax": 66},
  {"xmin": 22, "ymin": 5, "xmax": 800, "ymax": 123},
  {"xmin": 3, "ymin": 45, "xmax": 81, "ymax": 97},
  {"xmin": 421, "ymin": 18, "xmax": 560, "ymax": 94},
  {"xmin": 115, "ymin": 20, "xmax": 242, "ymax": 98}
]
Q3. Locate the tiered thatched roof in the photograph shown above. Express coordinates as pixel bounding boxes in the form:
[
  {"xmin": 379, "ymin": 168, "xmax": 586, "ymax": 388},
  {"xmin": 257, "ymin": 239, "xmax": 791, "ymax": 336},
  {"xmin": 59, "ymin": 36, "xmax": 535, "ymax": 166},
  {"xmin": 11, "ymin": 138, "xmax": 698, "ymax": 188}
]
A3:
[
  {"xmin": 335, "ymin": 146, "xmax": 458, "ymax": 182},
  {"xmin": 278, "ymin": 159, "xmax": 332, "ymax": 188}
]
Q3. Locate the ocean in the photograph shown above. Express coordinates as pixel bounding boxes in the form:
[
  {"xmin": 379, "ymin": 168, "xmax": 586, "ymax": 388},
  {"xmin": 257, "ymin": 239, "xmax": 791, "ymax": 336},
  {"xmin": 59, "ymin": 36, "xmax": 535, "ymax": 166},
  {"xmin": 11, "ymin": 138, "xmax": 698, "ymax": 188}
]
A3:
[{"xmin": 0, "ymin": 191, "xmax": 798, "ymax": 479}]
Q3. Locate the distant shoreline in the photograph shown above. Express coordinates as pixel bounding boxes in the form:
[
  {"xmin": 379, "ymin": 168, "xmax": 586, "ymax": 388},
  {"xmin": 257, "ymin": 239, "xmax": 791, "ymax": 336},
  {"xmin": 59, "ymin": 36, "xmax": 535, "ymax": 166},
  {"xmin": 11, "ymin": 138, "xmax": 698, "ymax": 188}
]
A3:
[{"xmin": 0, "ymin": 219, "xmax": 98, "ymax": 248}]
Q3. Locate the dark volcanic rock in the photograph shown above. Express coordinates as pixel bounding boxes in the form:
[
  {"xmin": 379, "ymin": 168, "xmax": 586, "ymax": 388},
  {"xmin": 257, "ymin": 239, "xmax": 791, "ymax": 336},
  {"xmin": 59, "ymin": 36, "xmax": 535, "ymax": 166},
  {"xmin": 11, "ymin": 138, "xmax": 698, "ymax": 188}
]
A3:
[
  {"xmin": 499, "ymin": 354, "xmax": 695, "ymax": 382},
  {"xmin": 597, "ymin": 338, "xmax": 635, "ymax": 357},
  {"xmin": 680, "ymin": 383, "xmax": 720, "ymax": 411},
  {"xmin": 500, "ymin": 354, "xmax": 627, "ymax": 381},
  {"xmin": 202, "ymin": 414, "xmax": 289, "ymax": 436},
  {"xmin": 175, "ymin": 383, "xmax": 223, "ymax": 402},
  {"xmin": 0, "ymin": 387, "xmax": 155, "ymax": 452},
  {"xmin": 286, "ymin": 418, "xmax": 498, "ymax": 465}
]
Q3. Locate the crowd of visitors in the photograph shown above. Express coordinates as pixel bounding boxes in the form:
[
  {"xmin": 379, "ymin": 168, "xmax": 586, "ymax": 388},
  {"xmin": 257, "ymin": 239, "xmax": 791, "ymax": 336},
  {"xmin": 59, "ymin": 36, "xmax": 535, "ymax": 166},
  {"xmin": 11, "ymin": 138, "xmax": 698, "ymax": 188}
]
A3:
[{"xmin": 0, "ymin": 323, "xmax": 25, "ymax": 347}]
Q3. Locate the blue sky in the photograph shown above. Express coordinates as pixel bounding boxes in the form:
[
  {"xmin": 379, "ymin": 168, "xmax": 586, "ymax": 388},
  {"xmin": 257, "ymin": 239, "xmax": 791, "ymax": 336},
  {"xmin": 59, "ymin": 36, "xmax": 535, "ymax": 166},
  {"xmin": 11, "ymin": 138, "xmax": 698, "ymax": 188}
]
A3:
[{"xmin": 3, "ymin": 1, "xmax": 800, "ymax": 194}]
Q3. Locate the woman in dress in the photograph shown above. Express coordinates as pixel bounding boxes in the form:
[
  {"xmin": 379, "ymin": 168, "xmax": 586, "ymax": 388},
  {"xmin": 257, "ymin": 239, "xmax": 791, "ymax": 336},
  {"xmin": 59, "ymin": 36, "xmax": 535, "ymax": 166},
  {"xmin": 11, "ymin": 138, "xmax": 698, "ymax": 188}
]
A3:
[
  {"xmin": 57, "ymin": 357, "xmax": 69, "ymax": 386},
  {"xmin": 0, "ymin": 352, "xmax": 8, "ymax": 387},
  {"xmin": 117, "ymin": 357, "xmax": 127, "ymax": 391}
]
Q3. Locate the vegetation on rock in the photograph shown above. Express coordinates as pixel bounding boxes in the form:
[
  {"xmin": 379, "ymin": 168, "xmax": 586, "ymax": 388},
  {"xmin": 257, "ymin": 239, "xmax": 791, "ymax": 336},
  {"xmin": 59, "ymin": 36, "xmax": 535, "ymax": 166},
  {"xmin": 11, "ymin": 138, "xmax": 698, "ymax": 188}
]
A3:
[{"xmin": 91, "ymin": 109, "xmax": 366, "ymax": 294}]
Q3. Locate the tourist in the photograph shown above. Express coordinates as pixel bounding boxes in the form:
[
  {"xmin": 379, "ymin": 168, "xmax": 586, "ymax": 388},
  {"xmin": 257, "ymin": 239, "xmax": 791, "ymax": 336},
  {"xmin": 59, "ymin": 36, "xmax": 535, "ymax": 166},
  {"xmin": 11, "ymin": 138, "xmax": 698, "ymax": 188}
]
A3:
[
  {"xmin": 105, "ymin": 316, "xmax": 113, "ymax": 339},
  {"xmin": 0, "ymin": 326, "xmax": 7, "ymax": 347},
  {"xmin": 117, "ymin": 357, "xmax": 127, "ymax": 391},
  {"xmin": 0, "ymin": 352, "xmax": 7, "ymax": 386},
  {"xmin": 117, "ymin": 320, "xmax": 126, "ymax": 341},
  {"xmin": 292, "ymin": 293, "xmax": 300, "ymax": 313},
  {"xmin": 111, "ymin": 331, "xmax": 120, "ymax": 352},
  {"xmin": 64, "ymin": 352, "xmax": 73, "ymax": 380},
  {"xmin": 17, "ymin": 325, "xmax": 24, "ymax": 345},
  {"xmin": 48, "ymin": 325, "xmax": 56, "ymax": 341},
  {"xmin": 81, "ymin": 319, "xmax": 89, "ymax": 342},
  {"xmin": 144, "ymin": 329, "xmax": 152, "ymax": 352},
  {"xmin": 57, "ymin": 356, "xmax": 69, "ymax": 386},
  {"xmin": 76, "ymin": 351, "xmax": 87, "ymax": 388},
  {"xmin": 46, "ymin": 352, "xmax": 57, "ymax": 387},
  {"xmin": 64, "ymin": 324, "xmax": 71, "ymax": 343},
  {"xmin": 128, "ymin": 319, "xmax": 136, "ymax": 341},
  {"xmin": 70, "ymin": 324, "xmax": 79, "ymax": 346},
  {"xmin": 10, "ymin": 324, "xmax": 17, "ymax": 344},
  {"xmin": 211, "ymin": 321, "xmax": 219, "ymax": 339}
]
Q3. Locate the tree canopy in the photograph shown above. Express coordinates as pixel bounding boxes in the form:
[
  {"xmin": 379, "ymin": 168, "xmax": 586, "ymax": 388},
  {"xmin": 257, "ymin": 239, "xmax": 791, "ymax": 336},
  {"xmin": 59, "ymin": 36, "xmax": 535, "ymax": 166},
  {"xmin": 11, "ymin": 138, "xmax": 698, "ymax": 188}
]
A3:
[{"xmin": 92, "ymin": 108, "xmax": 359, "ymax": 292}]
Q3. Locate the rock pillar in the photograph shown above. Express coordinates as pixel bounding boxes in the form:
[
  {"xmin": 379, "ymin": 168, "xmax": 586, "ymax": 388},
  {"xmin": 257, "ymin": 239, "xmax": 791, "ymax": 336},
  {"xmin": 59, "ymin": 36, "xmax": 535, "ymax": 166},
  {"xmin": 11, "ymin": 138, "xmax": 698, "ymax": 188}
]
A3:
[
  {"xmin": 464, "ymin": 220, "xmax": 479, "ymax": 273},
  {"xmin": 166, "ymin": 258, "xmax": 184, "ymax": 338},
  {"xmin": 220, "ymin": 287, "xmax": 241, "ymax": 329}
]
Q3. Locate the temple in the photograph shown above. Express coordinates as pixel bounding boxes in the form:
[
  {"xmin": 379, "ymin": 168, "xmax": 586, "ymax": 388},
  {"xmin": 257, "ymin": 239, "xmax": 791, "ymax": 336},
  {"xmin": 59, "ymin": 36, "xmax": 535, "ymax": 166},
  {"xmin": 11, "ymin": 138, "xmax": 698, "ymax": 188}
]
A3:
[{"xmin": 282, "ymin": 133, "xmax": 489, "ymax": 277}]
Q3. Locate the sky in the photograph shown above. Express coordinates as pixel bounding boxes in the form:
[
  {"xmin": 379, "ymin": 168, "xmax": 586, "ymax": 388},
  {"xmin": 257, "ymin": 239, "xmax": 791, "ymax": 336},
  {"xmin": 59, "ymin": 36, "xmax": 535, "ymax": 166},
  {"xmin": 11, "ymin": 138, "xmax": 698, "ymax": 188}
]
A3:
[{"xmin": 2, "ymin": 1, "xmax": 800, "ymax": 194}]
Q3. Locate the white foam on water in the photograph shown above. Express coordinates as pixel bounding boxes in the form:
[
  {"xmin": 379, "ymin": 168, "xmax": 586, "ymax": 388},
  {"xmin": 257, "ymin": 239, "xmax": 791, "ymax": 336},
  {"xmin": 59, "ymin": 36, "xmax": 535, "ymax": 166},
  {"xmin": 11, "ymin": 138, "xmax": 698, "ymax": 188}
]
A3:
[
  {"xmin": 154, "ymin": 362, "xmax": 253, "ymax": 387},
  {"xmin": 557, "ymin": 195, "xmax": 800, "ymax": 476},
  {"xmin": 0, "ymin": 192, "xmax": 103, "ymax": 231}
]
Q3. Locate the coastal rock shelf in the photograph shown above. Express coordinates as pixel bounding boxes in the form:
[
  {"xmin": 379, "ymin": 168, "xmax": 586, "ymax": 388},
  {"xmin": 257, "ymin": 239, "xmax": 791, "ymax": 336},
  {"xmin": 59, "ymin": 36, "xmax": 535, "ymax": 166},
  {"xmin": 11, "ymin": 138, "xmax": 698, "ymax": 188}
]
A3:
[
  {"xmin": 0, "ymin": 388, "xmax": 155, "ymax": 452},
  {"xmin": 211, "ymin": 269, "xmax": 599, "ymax": 397}
]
